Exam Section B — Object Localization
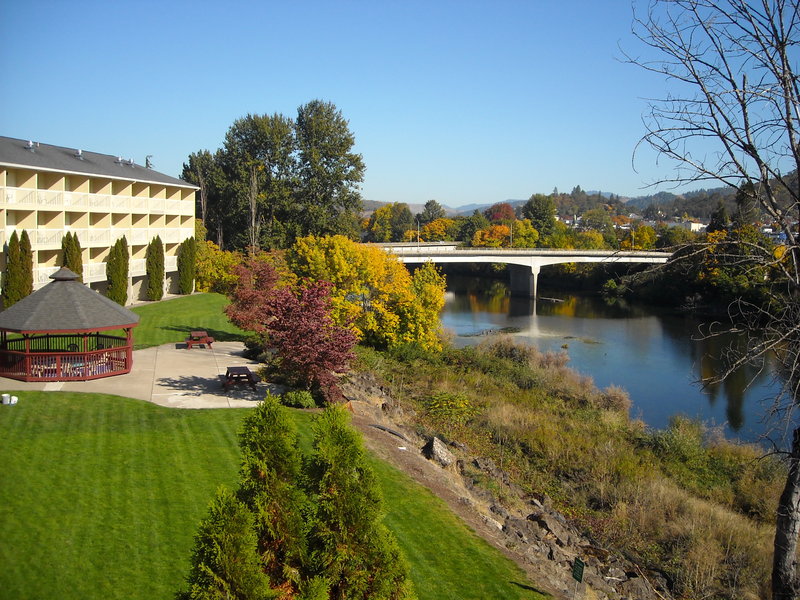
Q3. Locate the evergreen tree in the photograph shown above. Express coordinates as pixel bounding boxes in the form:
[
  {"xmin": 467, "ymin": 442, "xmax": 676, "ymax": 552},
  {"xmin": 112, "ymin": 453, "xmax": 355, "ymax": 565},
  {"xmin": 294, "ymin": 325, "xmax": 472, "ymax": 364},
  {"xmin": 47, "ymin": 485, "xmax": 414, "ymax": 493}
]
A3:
[
  {"xmin": 177, "ymin": 237, "xmax": 197, "ymax": 295},
  {"xmin": 706, "ymin": 200, "xmax": 730, "ymax": 233},
  {"xmin": 19, "ymin": 230, "xmax": 33, "ymax": 298},
  {"xmin": 106, "ymin": 237, "xmax": 129, "ymax": 305},
  {"xmin": 146, "ymin": 236, "xmax": 164, "ymax": 301},
  {"xmin": 522, "ymin": 194, "xmax": 557, "ymax": 240},
  {"xmin": 307, "ymin": 405, "xmax": 414, "ymax": 600},
  {"xmin": 237, "ymin": 395, "xmax": 311, "ymax": 589},
  {"xmin": 61, "ymin": 232, "xmax": 84, "ymax": 282},
  {"xmin": 1, "ymin": 230, "xmax": 22, "ymax": 308},
  {"xmin": 177, "ymin": 487, "xmax": 277, "ymax": 600}
]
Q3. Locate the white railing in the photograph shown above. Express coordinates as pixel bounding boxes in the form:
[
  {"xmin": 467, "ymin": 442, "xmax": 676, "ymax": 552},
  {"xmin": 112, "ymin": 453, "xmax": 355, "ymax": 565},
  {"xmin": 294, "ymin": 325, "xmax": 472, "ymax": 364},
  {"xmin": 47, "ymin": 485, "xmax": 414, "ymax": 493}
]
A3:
[
  {"xmin": 34, "ymin": 266, "xmax": 60, "ymax": 284},
  {"xmin": 34, "ymin": 229, "xmax": 63, "ymax": 247},
  {"xmin": 84, "ymin": 263, "xmax": 106, "ymax": 282},
  {"xmin": 130, "ymin": 258, "xmax": 146, "ymax": 276},
  {"xmin": 165, "ymin": 256, "xmax": 178, "ymax": 271},
  {"xmin": 1, "ymin": 186, "xmax": 194, "ymax": 217}
]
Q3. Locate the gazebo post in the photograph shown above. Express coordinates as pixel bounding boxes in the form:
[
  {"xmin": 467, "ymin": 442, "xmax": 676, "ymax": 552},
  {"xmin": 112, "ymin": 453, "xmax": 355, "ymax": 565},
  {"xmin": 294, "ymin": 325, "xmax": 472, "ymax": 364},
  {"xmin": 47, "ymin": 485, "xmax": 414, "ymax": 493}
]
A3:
[{"xmin": 126, "ymin": 327, "xmax": 133, "ymax": 371}]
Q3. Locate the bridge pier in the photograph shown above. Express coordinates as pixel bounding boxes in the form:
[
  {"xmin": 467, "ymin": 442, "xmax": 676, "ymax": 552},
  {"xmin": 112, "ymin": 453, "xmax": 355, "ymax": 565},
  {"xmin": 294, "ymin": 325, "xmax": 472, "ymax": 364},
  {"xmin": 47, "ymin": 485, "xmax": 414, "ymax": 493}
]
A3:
[{"xmin": 508, "ymin": 264, "xmax": 539, "ymax": 298}]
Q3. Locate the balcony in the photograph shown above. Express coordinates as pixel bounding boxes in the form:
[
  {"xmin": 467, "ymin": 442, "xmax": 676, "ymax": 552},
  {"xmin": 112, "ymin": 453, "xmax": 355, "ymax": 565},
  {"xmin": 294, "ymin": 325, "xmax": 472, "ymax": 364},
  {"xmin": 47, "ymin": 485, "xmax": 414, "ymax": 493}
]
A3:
[{"xmin": 1, "ymin": 186, "xmax": 194, "ymax": 217}]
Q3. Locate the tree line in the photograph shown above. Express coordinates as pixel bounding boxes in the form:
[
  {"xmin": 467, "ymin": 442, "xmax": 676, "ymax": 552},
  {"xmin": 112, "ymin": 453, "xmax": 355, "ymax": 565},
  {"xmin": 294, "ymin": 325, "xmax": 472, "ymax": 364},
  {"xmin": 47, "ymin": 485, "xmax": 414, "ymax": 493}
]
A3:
[{"xmin": 182, "ymin": 100, "xmax": 365, "ymax": 252}]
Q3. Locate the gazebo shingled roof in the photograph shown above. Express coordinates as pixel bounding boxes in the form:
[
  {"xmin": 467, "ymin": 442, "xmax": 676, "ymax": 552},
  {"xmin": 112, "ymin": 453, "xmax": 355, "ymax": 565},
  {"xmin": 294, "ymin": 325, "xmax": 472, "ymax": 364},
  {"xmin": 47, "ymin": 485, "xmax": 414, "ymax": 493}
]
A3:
[{"xmin": 0, "ymin": 267, "xmax": 138, "ymax": 333}]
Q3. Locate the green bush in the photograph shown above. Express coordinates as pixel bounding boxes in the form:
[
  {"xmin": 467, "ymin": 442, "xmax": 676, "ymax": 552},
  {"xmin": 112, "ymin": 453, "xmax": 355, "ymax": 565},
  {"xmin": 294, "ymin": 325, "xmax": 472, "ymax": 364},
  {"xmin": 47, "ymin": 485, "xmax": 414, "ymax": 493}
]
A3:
[
  {"xmin": 145, "ymin": 236, "xmax": 164, "ymax": 301},
  {"xmin": 281, "ymin": 390, "xmax": 316, "ymax": 409},
  {"xmin": 177, "ymin": 237, "xmax": 197, "ymax": 295},
  {"xmin": 106, "ymin": 236, "xmax": 129, "ymax": 305}
]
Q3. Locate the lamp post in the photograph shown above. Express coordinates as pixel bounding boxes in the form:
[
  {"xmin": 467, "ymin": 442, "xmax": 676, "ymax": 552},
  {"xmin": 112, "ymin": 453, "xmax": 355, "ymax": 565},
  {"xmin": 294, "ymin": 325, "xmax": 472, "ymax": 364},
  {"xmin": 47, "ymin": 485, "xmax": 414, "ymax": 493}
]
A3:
[{"xmin": 417, "ymin": 219, "xmax": 420, "ymax": 246}]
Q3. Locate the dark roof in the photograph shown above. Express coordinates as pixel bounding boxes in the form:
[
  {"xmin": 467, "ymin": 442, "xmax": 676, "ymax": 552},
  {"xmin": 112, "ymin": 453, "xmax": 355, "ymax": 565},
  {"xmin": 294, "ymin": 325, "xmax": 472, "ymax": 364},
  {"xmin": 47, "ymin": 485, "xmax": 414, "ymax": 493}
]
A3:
[
  {"xmin": 0, "ymin": 135, "xmax": 198, "ymax": 189},
  {"xmin": 0, "ymin": 268, "xmax": 139, "ymax": 333}
]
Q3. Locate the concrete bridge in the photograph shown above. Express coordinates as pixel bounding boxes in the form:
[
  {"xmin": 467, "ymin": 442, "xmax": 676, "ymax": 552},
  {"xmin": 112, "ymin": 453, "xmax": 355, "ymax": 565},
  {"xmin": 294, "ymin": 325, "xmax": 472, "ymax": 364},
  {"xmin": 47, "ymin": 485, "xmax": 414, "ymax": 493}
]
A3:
[{"xmin": 380, "ymin": 243, "xmax": 671, "ymax": 297}]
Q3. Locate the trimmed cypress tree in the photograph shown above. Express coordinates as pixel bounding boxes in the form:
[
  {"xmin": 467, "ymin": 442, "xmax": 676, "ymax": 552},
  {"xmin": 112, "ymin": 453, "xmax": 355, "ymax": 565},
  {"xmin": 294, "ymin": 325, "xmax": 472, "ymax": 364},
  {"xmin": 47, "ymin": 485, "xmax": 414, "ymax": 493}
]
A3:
[
  {"xmin": 177, "ymin": 237, "xmax": 197, "ymax": 295},
  {"xmin": 145, "ymin": 235, "xmax": 164, "ymax": 301},
  {"xmin": 19, "ymin": 230, "xmax": 33, "ymax": 298},
  {"xmin": 61, "ymin": 232, "xmax": 84, "ymax": 282},
  {"xmin": 106, "ymin": 236, "xmax": 129, "ymax": 305},
  {"xmin": 1, "ymin": 230, "xmax": 22, "ymax": 308}
]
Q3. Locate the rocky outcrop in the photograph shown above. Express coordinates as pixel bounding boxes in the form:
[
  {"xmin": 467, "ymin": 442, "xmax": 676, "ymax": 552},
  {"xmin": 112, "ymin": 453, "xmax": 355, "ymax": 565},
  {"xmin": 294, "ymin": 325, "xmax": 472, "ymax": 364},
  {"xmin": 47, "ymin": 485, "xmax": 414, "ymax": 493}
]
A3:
[{"xmin": 422, "ymin": 437, "xmax": 455, "ymax": 467}]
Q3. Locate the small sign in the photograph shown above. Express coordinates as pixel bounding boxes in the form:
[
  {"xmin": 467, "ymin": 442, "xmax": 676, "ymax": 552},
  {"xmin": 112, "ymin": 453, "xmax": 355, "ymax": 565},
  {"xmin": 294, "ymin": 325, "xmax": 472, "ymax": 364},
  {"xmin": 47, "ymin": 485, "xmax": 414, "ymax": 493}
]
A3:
[{"xmin": 572, "ymin": 557, "xmax": 585, "ymax": 583}]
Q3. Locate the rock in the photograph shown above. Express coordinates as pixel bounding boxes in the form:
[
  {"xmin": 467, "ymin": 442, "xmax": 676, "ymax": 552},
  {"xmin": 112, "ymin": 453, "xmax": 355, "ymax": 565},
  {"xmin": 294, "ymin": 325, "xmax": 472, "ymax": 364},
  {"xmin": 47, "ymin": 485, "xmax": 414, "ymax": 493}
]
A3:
[
  {"xmin": 422, "ymin": 437, "xmax": 455, "ymax": 467},
  {"xmin": 449, "ymin": 440, "xmax": 469, "ymax": 452},
  {"xmin": 528, "ymin": 511, "xmax": 576, "ymax": 547}
]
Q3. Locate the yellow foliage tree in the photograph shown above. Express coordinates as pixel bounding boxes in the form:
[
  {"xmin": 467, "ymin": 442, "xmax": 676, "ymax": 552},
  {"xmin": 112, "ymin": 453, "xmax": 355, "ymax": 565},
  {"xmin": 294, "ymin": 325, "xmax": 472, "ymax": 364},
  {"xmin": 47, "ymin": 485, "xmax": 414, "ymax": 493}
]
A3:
[
  {"xmin": 287, "ymin": 235, "xmax": 446, "ymax": 351},
  {"xmin": 471, "ymin": 224, "xmax": 510, "ymax": 247},
  {"xmin": 195, "ymin": 240, "xmax": 243, "ymax": 293},
  {"xmin": 510, "ymin": 219, "xmax": 539, "ymax": 248},
  {"xmin": 420, "ymin": 218, "xmax": 457, "ymax": 242}
]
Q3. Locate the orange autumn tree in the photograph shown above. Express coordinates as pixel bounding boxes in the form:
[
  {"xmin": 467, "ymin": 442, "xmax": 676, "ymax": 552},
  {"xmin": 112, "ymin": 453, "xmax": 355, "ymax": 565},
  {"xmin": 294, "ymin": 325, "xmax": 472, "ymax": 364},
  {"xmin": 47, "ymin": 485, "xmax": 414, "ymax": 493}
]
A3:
[{"xmin": 286, "ymin": 235, "xmax": 446, "ymax": 351}]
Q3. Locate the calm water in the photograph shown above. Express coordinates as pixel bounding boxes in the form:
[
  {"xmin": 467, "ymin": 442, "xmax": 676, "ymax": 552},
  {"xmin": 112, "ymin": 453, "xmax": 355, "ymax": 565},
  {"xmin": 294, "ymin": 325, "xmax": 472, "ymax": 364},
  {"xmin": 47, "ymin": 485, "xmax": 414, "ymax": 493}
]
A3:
[{"xmin": 440, "ymin": 276, "xmax": 785, "ymax": 444}]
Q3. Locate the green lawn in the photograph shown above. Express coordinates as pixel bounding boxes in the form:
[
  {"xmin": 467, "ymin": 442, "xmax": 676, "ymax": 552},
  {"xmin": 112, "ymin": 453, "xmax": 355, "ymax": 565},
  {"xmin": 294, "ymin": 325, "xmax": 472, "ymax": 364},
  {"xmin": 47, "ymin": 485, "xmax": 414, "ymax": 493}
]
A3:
[
  {"xmin": 129, "ymin": 293, "xmax": 246, "ymax": 349},
  {"xmin": 0, "ymin": 393, "xmax": 546, "ymax": 600}
]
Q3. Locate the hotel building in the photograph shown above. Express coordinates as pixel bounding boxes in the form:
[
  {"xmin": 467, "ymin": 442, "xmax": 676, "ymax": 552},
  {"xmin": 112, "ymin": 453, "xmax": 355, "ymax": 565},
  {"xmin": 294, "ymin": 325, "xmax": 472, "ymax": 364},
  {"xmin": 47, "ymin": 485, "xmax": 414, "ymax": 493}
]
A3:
[{"xmin": 0, "ymin": 136, "xmax": 197, "ymax": 304}]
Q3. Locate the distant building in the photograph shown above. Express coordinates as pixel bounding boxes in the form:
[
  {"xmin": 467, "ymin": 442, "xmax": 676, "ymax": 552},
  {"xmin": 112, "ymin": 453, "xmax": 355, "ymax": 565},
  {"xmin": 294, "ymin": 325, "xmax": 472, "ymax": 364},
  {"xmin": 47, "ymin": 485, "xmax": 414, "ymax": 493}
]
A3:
[{"xmin": 0, "ymin": 136, "xmax": 197, "ymax": 304}]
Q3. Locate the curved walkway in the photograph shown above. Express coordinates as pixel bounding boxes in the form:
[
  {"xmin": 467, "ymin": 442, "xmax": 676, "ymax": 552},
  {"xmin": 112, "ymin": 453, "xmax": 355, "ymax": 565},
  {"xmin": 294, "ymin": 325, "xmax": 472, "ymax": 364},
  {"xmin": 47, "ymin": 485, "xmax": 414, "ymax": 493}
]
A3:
[{"xmin": 2, "ymin": 341, "xmax": 276, "ymax": 408}]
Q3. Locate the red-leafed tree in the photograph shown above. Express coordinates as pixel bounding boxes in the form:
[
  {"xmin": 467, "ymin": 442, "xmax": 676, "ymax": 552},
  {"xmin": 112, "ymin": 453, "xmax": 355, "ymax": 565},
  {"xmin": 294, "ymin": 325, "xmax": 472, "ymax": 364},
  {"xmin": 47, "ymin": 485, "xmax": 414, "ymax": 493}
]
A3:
[
  {"xmin": 225, "ymin": 257, "xmax": 281, "ymax": 336},
  {"xmin": 483, "ymin": 202, "xmax": 516, "ymax": 223},
  {"xmin": 265, "ymin": 280, "xmax": 357, "ymax": 402},
  {"xmin": 225, "ymin": 258, "xmax": 356, "ymax": 402}
]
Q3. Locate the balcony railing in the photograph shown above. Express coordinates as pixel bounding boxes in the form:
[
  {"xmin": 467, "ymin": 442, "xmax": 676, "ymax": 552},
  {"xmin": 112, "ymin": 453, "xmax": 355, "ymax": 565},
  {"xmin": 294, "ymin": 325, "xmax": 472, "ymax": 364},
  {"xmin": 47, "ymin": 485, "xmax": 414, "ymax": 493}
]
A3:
[{"xmin": 2, "ymin": 186, "xmax": 194, "ymax": 216}]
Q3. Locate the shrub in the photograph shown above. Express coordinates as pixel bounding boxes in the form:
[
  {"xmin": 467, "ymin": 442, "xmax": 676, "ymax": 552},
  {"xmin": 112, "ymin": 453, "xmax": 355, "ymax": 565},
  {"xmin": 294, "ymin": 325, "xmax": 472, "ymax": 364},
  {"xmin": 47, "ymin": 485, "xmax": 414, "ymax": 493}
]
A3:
[
  {"xmin": 145, "ymin": 236, "xmax": 164, "ymax": 301},
  {"xmin": 61, "ymin": 231, "xmax": 83, "ymax": 282},
  {"xmin": 177, "ymin": 237, "xmax": 197, "ymax": 295},
  {"xmin": 425, "ymin": 392, "xmax": 480, "ymax": 426},
  {"xmin": 282, "ymin": 390, "xmax": 316, "ymax": 409},
  {"xmin": 1, "ymin": 230, "xmax": 22, "ymax": 308},
  {"xmin": 106, "ymin": 236, "xmax": 129, "ymax": 305}
]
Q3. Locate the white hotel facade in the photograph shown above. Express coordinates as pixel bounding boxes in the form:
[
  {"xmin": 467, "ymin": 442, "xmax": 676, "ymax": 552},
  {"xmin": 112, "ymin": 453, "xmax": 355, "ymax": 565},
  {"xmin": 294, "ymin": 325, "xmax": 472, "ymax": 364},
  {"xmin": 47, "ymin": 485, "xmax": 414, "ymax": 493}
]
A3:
[{"xmin": 0, "ymin": 136, "xmax": 197, "ymax": 304}]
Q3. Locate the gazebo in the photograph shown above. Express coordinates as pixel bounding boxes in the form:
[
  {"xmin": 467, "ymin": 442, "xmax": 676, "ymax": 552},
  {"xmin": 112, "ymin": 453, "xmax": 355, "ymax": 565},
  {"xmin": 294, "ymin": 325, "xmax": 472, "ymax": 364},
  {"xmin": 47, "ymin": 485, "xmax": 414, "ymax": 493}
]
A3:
[{"xmin": 0, "ymin": 267, "xmax": 139, "ymax": 382}]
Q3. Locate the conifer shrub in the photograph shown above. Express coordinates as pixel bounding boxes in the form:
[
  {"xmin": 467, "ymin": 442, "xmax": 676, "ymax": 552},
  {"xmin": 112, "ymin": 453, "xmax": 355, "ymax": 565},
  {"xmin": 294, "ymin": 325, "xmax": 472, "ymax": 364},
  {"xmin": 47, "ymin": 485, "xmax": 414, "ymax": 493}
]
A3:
[
  {"xmin": 106, "ymin": 237, "xmax": 129, "ymax": 305},
  {"xmin": 177, "ymin": 237, "xmax": 197, "ymax": 295},
  {"xmin": 61, "ymin": 232, "xmax": 83, "ymax": 281},
  {"xmin": 1, "ymin": 230, "xmax": 22, "ymax": 308},
  {"xmin": 145, "ymin": 236, "xmax": 164, "ymax": 301},
  {"xmin": 19, "ymin": 229, "xmax": 33, "ymax": 298},
  {"xmin": 178, "ymin": 396, "xmax": 415, "ymax": 599}
]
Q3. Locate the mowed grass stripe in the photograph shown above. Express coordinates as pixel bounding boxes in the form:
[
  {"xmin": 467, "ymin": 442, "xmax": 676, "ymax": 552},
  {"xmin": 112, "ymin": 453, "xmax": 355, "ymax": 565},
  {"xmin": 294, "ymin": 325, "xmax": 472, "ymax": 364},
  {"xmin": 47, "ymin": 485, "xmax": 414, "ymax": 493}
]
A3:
[
  {"xmin": 0, "ymin": 393, "xmax": 547, "ymax": 600},
  {"xmin": 129, "ymin": 293, "xmax": 246, "ymax": 349}
]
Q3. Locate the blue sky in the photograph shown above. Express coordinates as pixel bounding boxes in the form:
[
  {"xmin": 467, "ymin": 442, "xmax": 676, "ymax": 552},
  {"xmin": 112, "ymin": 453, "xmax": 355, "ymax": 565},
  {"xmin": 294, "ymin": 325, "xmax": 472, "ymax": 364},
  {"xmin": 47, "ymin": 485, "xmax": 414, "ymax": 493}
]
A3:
[{"xmin": 1, "ymin": 0, "xmax": 677, "ymax": 207}]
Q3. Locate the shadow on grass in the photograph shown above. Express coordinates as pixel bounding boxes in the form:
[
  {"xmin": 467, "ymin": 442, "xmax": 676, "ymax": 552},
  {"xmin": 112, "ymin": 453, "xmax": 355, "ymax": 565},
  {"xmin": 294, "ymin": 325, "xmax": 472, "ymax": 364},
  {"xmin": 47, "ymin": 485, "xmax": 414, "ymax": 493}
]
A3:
[{"xmin": 510, "ymin": 581, "xmax": 550, "ymax": 595}]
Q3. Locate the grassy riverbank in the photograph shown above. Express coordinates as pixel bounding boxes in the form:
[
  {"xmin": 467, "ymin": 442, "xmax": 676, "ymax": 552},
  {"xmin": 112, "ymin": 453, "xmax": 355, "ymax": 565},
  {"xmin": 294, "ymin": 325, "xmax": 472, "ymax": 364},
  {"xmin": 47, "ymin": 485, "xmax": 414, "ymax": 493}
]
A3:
[{"xmin": 360, "ymin": 339, "xmax": 783, "ymax": 599}]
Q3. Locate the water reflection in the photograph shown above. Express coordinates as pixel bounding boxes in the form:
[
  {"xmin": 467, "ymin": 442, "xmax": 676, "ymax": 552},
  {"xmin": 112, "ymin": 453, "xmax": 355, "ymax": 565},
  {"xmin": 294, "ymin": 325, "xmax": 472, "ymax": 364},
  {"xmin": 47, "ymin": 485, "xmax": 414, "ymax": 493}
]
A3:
[{"xmin": 441, "ymin": 275, "xmax": 782, "ymax": 442}]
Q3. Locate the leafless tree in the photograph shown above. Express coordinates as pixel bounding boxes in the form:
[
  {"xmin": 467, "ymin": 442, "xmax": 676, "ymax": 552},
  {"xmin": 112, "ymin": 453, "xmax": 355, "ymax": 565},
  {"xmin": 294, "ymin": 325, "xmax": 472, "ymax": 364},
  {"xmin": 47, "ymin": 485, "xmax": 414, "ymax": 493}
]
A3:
[{"xmin": 626, "ymin": 1, "xmax": 800, "ymax": 597}]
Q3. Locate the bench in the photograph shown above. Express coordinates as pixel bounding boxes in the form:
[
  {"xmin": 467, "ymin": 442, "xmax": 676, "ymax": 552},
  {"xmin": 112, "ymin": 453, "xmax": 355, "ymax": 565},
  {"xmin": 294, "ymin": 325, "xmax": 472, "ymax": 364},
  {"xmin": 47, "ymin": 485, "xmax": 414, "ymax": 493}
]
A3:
[
  {"xmin": 186, "ymin": 335, "xmax": 214, "ymax": 349},
  {"xmin": 220, "ymin": 366, "xmax": 258, "ymax": 390}
]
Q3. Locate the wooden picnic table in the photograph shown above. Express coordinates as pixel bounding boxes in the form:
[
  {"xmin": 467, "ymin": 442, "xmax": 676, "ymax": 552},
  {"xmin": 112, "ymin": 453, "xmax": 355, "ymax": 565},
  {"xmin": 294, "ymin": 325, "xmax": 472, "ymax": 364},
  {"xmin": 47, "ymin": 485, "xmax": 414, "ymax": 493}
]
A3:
[
  {"xmin": 186, "ymin": 330, "xmax": 214, "ymax": 349},
  {"xmin": 221, "ymin": 366, "xmax": 258, "ymax": 390}
]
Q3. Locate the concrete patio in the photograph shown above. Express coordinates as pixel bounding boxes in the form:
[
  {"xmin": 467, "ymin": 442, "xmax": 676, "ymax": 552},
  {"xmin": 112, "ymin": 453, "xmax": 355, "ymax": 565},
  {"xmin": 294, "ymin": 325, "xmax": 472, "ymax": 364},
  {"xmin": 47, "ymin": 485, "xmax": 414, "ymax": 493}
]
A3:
[{"xmin": 0, "ymin": 341, "xmax": 276, "ymax": 408}]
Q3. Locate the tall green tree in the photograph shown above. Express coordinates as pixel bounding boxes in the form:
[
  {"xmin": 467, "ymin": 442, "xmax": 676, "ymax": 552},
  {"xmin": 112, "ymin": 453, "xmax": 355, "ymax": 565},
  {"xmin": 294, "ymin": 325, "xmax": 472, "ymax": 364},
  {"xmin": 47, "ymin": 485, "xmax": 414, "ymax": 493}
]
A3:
[
  {"xmin": 177, "ymin": 237, "xmax": 197, "ymax": 295},
  {"xmin": 458, "ymin": 210, "xmax": 490, "ymax": 244},
  {"xmin": 416, "ymin": 200, "xmax": 446, "ymax": 225},
  {"xmin": 706, "ymin": 200, "xmax": 731, "ymax": 233},
  {"xmin": 19, "ymin": 230, "xmax": 33, "ymax": 299},
  {"xmin": 237, "ymin": 395, "xmax": 311, "ymax": 589},
  {"xmin": 220, "ymin": 113, "xmax": 296, "ymax": 251},
  {"xmin": 307, "ymin": 405, "xmax": 414, "ymax": 600},
  {"xmin": 1, "ymin": 230, "xmax": 23, "ymax": 308},
  {"xmin": 145, "ymin": 236, "xmax": 164, "ymax": 301},
  {"xmin": 366, "ymin": 203, "xmax": 414, "ymax": 242},
  {"xmin": 294, "ymin": 100, "xmax": 365, "ymax": 238},
  {"xmin": 522, "ymin": 194, "xmax": 557, "ymax": 240},
  {"xmin": 106, "ymin": 237, "xmax": 129, "ymax": 305},
  {"xmin": 61, "ymin": 232, "xmax": 83, "ymax": 282}
]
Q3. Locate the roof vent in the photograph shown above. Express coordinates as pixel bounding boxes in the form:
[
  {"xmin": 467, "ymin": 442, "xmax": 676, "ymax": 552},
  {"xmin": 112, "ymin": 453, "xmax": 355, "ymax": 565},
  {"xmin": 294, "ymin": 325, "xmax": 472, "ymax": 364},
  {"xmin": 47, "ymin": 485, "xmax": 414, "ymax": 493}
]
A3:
[
  {"xmin": 26, "ymin": 140, "xmax": 34, "ymax": 152},
  {"xmin": 74, "ymin": 149, "xmax": 83, "ymax": 160},
  {"xmin": 145, "ymin": 155, "xmax": 153, "ymax": 169},
  {"xmin": 127, "ymin": 158, "xmax": 135, "ymax": 167},
  {"xmin": 115, "ymin": 156, "xmax": 124, "ymax": 164}
]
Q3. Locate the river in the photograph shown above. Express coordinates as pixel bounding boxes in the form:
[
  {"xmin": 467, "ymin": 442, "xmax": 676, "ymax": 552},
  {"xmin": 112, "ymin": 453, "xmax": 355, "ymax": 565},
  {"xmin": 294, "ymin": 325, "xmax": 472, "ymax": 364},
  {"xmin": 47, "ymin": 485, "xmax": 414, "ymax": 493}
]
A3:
[{"xmin": 440, "ymin": 275, "xmax": 785, "ymax": 444}]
